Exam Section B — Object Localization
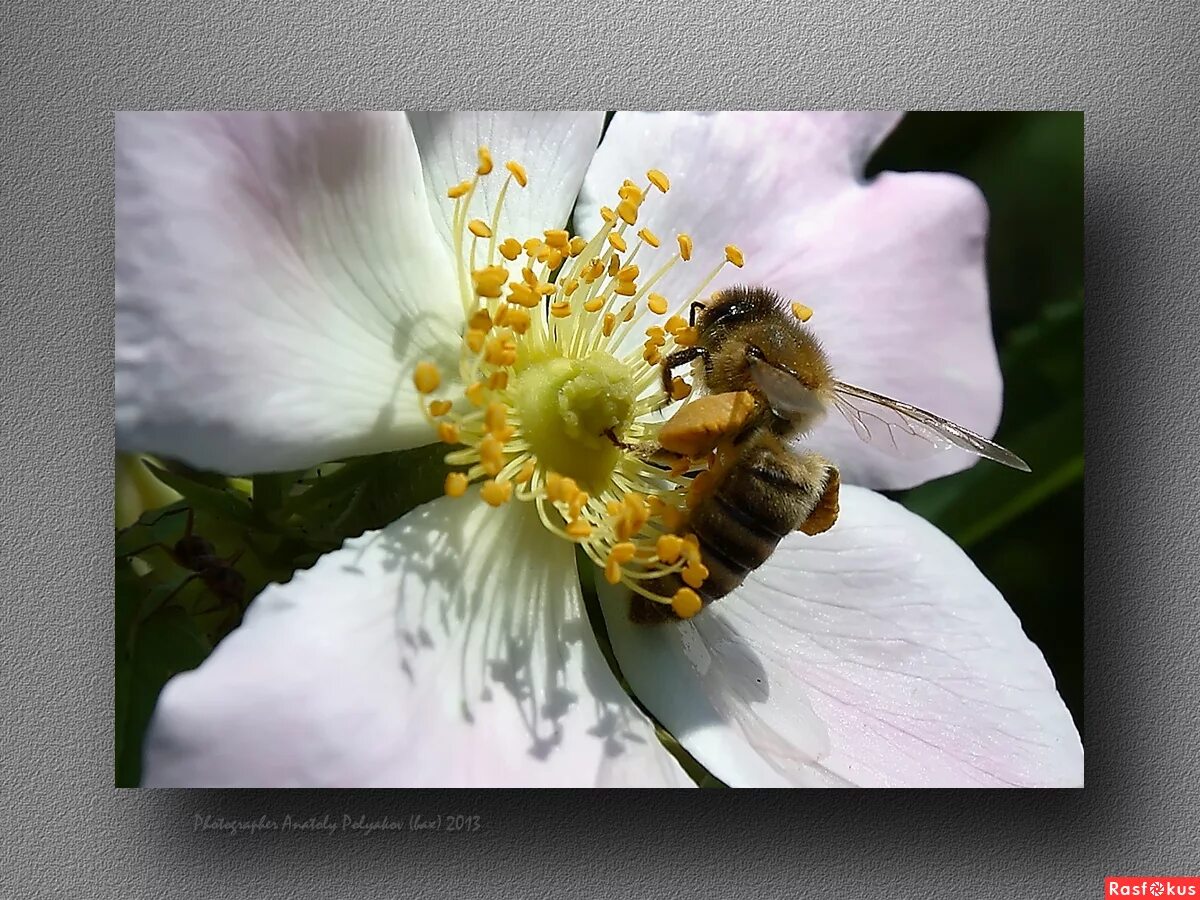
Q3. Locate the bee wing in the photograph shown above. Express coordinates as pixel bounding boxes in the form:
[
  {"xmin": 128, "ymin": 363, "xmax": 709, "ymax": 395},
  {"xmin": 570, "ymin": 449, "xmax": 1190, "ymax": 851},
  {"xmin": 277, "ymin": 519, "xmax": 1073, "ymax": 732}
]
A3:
[{"xmin": 831, "ymin": 381, "xmax": 1031, "ymax": 472}]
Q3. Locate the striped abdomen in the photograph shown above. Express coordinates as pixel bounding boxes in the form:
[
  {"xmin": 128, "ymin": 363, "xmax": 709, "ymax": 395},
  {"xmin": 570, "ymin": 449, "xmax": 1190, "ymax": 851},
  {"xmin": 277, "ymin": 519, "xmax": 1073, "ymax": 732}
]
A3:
[{"xmin": 629, "ymin": 438, "xmax": 837, "ymax": 624}]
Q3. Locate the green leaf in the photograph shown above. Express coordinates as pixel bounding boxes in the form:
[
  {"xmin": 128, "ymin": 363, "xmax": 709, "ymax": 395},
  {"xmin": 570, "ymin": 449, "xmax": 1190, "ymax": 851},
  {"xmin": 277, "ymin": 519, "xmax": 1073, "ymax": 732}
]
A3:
[
  {"xmin": 115, "ymin": 604, "xmax": 211, "ymax": 787},
  {"xmin": 145, "ymin": 464, "xmax": 259, "ymax": 528}
]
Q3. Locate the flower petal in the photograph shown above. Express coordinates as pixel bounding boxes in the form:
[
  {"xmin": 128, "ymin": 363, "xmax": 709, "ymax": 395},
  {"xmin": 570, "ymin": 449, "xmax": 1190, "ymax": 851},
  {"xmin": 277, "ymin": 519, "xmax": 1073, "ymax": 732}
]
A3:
[
  {"xmin": 142, "ymin": 493, "xmax": 693, "ymax": 787},
  {"xmin": 407, "ymin": 112, "xmax": 605, "ymax": 280},
  {"xmin": 578, "ymin": 112, "xmax": 999, "ymax": 488},
  {"xmin": 601, "ymin": 485, "xmax": 1082, "ymax": 787},
  {"xmin": 117, "ymin": 112, "xmax": 461, "ymax": 474}
]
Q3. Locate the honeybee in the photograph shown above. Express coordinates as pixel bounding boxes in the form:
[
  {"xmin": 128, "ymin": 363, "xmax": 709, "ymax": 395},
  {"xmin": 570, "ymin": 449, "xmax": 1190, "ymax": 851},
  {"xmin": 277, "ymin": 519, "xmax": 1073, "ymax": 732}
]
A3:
[{"xmin": 631, "ymin": 285, "xmax": 1028, "ymax": 624}]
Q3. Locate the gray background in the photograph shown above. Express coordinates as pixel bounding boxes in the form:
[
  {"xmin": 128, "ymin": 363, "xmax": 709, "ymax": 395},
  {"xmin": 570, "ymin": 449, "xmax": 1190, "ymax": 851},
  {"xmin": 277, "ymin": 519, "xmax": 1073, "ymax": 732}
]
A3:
[{"xmin": 3, "ymin": 0, "xmax": 1196, "ymax": 896}]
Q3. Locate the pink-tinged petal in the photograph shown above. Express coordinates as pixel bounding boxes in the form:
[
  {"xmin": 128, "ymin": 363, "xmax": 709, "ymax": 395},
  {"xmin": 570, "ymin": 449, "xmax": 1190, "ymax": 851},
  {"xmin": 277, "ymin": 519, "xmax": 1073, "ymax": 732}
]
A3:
[
  {"xmin": 117, "ymin": 112, "xmax": 461, "ymax": 475},
  {"xmin": 142, "ymin": 494, "xmax": 694, "ymax": 788},
  {"xmin": 408, "ymin": 112, "xmax": 604, "ymax": 281},
  {"xmin": 601, "ymin": 486, "xmax": 1082, "ymax": 788},
  {"xmin": 578, "ymin": 112, "xmax": 999, "ymax": 489}
]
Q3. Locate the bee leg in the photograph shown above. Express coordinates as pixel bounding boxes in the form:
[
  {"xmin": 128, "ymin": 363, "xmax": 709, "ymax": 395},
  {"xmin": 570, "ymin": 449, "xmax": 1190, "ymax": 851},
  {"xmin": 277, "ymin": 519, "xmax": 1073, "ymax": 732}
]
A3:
[
  {"xmin": 688, "ymin": 300, "xmax": 707, "ymax": 327},
  {"xmin": 660, "ymin": 346, "xmax": 705, "ymax": 395},
  {"xmin": 797, "ymin": 465, "xmax": 840, "ymax": 536}
]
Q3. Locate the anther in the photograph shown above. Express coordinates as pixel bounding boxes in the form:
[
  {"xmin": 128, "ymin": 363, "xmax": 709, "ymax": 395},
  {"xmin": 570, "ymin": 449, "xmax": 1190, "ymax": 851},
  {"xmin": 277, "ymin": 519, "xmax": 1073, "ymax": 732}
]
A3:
[
  {"xmin": 656, "ymin": 534, "xmax": 684, "ymax": 564},
  {"xmin": 568, "ymin": 236, "xmax": 587, "ymax": 256},
  {"xmin": 614, "ymin": 281, "xmax": 638, "ymax": 297},
  {"xmin": 791, "ymin": 301, "xmax": 814, "ymax": 322},
  {"xmin": 488, "ymin": 371, "xmax": 509, "ymax": 391},
  {"xmin": 447, "ymin": 180, "xmax": 472, "ymax": 199},
  {"xmin": 465, "ymin": 382, "xmax": 487, "ymax": 407},
  {"xmin": 677, "ymin": 234, "xmax": 693, "ymax": 261},
  {"xmin": 543, "ymin": 229, "xmax": 570, "ymax": 248},
  {"xmin": 499, "ymin": 238, "xmax": 523, "ymax": 261},
  {"xmin": 608, "ymin": 232, "xmax": 628, "ymax": 252},
  {"xmin": 600, "ymin": 206, "xmax": 616, "ymax": 224},
  {"xmin": 505, "ymin": 160, "xmax": 528, "ymax": 187},
  {"xmin": 602, "ymin": 313, "xmax": 617, "ymax": 337},
  {"xmin": 437, "ymin": 421, "xmax": 460, "ymax": 444},
  {"xmin": 476, "ymin": 146, "xmax": 494, "ymax": 176},
  {"xmin": 647, "ymin": 169, "xmax": 670, "ymax": 193},
  {"xmin": 429, "ymin": 399, "xmax": 453, "ymax": 417},
  {"xmin": 413, "ymin": 362, "xmax": 441, "ymax": 394},
  {"xmin": 617, "ymin": 264, "xmax": 640, "ymax": 283},
  {"xmin": 583, "ymin": 297, "xmax": 605, "ymax": 313},
  {"xmin": 682, "ymin": 561, "xmax": 709, "ymax": 589},
  {"xmin": 515, "ymin": 458, "xmax": 537, "ymax": 484},
  {"xmin": 616, "ymin": 199, "xmax": 639, "ymax": 225},
  {"xmin": 480, "ymin": 480, "xmax": 513, "ymax": 507},
  {"xmin": 485, "ymin": 402, "xmax": 508, "ymax": 435},
  {"xmin": 468, "ymin": 219, "xmax": 492, "ymax": 239},
  {"xmin": 566, "ymin": 519, "xmax": 592, "ymax": 539},
  {"xmin": 671, "ymin": 588, "xmax": 702, "ymax": 619},
  {"xmin": 550, "ymin": 301, "xmax": 572, "ymax": 318},
  {"xmin": 724, "ymin": 244, "xmax": 745, "ymax": 267},
  {"xmin": 444, "ymin": 472, "xmax": 469, "ymax": 497},
  {"xmin": 465, "ymin": 329, "xmax": 486, "ymax": 353},
  {"xmin": 670, "ymin": 377, "xmax": 692, "ymax": 401},
  {"xmin": 664, "ymin": 314, "xmax": 688, "ymax": 335},
  {"xmin": 610, "ymin": 542, "xmax": 637, "ymax": 564},
  {"xmin": 479, "ymin": 434, "xmax": 505, "ymax": 476},
  {"xmin": 638, "ymin": 227, "xmax": 661, "ymax": 248},
  {"xmin": 648, "ymin": 293, "xmax": 669, "ymax": 315}
]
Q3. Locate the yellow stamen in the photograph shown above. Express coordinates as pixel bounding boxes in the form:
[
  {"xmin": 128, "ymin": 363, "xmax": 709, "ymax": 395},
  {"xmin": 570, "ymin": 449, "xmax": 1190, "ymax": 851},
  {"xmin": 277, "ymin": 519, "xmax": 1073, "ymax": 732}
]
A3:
[
  {"xmin": 465, "ymin": 328, "xmax": 486, "ymax": 353},
  {"xmin": 568, "ymin": 236, "xmax": 587, "ymax": 256},
  {"xmin": 647, "ymin": 169, "xmax": 670, "ymax": 192},
  {"xmin": 480, "ymin": 434, "xmax": 505, "ymax": 475},
  {"xmin": 600, "ymin": 206, "xmax": 616, "ymax": 224},
  {"xmin": 638, "ymin": 227, "xmax": 661, "ymax": 248},
  {"xmin": 468, "ymin": 219, "xmax": 492, "ymax": 239},
  {"xmin": 682, "ymin": 561, "xmax": 709, "ymax": 589},
  {"xmin": 724, "ymin": 244, "xmax": 745, "ymax": 267},
  {"xmin": 413, "ymin": 362, "xmax": 440, "ymax": 394},
  {"xmin": 515, "ymin": 458, "xmax": 537, "ymax": 484},
  {"xmin": 671, "ymin": 588, "xmax": 702, "ymax": 619},
  {"xmin": 485, "ymin": 402, "xmax": 508, "ymax": 435},
  {"xmin": 429, "ymin": 399, "xmax": 452, "ymax": 417},
  {"xmin": 604, "ymin": 558, "xmax": 622, "ymax": 584},
  {"xmin": 614, "ymin": 281, "xmax": 638, "ymax": 297},
  {"xmin": 444, "ymin": 472, "xmax": 469, "ymax": 497},
  {"xmin": 670, "ymin": 377, "xmax": 692, "ymax": 401},
  {"xmin": 616, "ymin": 199, "xmax": 639, "ymax": 225},
  {"xmin": 550, "ymin": 301, "xmax": 572, "ymax": 318},
  {"xmin": 505, "ymin": 160, "xmax": 528, "ymax": 187},
  {"xmin": 465, "ymin": 382, "xmax": 487, "ymax": 407},
  {"xmin": 476, "ymin": 146, "xmax": 494, "ymax": 176},
  {"xmin": 437, "ymin": 421, "xmax": 460, "ymax": 444},
  {"xmin": 608, "ymin": 232, "xmax": 627, "ymax": 252},
  {"xmin": 674, "ymin": 326, "xmax": 699, "ymax": 347},
  {"xmin": 610, "ymin": 542, "xmax": 637, "ymax": 564},
  {"xmin": 656, "ymin": 534, "xmax": 683, "ymax": 564},
  {"xmin": 447, "ymin": 180, "xmax": 472, "ymax": 199},
  {"xmin": 499, "ymin": 237, "xmax": 522, "ymax": 260},
  {"xmin": 602, "ymin": 313, "xmax": 617, "ymax": 337},
  {"xmin": 488, "ymin": 371, "xmax": 509, "ymax": 391},
  {"xmin": 543, "ymin": 229, "xmax": 569, "ymax": 248},
  {"xmin": 664, "ymin": 314, "xmax": 688, "ymax": 335},
  {"xmin": 791, "ymin": 301, "xmax": 814, "ymax": 322},
  {"xmin": 677, "ymin": 233, "xmax": 693, "ymax": 261},
  {"xmin": 647, "ymin": 293, "xmax": 669, "ymax": 315},
  {"xmin": 567, "ymin": 519, "xmax": 592, "ymax": 539},
  {"xmin": 480, "ymin": 479, "xmax": 513, "ymax": 507}
]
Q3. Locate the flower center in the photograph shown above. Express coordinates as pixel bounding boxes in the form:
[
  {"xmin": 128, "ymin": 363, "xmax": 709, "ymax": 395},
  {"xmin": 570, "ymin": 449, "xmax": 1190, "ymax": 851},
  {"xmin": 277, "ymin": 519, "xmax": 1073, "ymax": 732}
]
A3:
[
  {"xmin": 412, "ymin": 145, "xmax": 745, "ymax": 619},
  {"xmin": 512, "ymin": 352, "xmax": 634, "ymax": 489}
]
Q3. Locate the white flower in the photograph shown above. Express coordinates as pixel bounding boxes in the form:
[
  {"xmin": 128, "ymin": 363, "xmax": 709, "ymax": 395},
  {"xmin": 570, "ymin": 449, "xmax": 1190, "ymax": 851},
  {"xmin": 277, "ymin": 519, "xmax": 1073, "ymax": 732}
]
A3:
[{"xmin": 116, "ymin": 111, "xmax": 1083, "ymax": 787}]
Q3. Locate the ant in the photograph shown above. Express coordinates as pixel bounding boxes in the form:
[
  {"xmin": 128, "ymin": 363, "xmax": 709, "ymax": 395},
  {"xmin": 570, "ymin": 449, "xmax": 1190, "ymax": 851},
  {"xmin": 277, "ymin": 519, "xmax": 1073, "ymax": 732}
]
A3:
[{"xmin": 123, "ymin": 506, "xmax": 246, "ymax": 611}]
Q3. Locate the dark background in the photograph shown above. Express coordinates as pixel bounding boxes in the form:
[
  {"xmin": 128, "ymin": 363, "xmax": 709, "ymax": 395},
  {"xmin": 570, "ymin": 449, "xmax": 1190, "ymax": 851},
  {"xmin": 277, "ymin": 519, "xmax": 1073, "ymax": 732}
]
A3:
[{"xmin": 870, "ymin": 112, "xmax": 1083, "ymax": 730}]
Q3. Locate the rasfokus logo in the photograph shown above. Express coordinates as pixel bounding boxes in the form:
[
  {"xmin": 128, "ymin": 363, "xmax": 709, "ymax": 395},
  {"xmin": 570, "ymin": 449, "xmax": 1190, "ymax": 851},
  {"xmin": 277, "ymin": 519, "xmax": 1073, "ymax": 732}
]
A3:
[{"xmin": 1107, "ymin": 878, "xmax": 1200, "ymax": 897}]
